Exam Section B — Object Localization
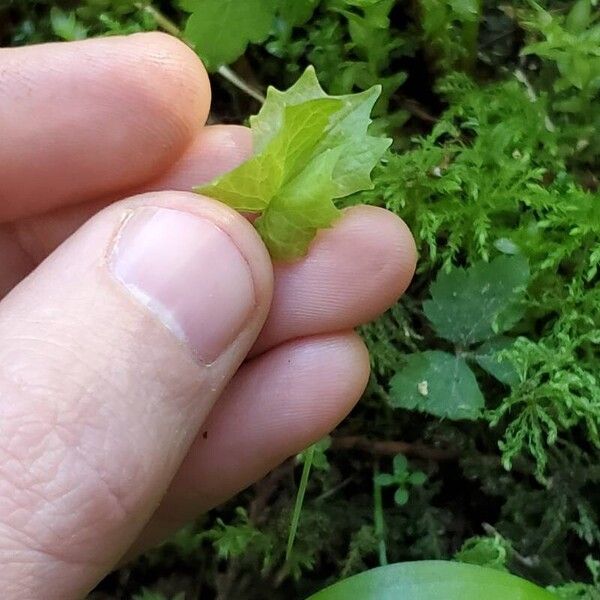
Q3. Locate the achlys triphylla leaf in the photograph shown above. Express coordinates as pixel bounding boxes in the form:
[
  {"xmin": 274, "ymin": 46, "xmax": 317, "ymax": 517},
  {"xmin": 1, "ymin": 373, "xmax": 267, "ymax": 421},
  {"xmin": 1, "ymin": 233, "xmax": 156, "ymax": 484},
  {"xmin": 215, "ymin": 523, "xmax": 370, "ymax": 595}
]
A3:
[
  {"xmin": 389, "ymin": 257, "xmax": 529, "ymax": 421},
  {"xmin": 196, "ymin": 66, "xmax": 391, "ymax": 260}
]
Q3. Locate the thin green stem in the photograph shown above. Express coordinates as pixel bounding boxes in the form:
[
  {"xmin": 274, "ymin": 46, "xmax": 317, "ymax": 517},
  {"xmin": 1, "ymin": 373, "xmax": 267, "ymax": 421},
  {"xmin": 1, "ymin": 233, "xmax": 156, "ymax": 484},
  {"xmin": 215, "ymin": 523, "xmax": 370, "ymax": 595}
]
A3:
[
  {"xmin": 136, "ymin": 3, "xmax": 182, "ymax": 38},
  {"xmin": 217, "ymin": 66, "xmax": 266, "ymax": 103},
  {"xmin": 286, "ymin": 445, "xmax": 315, "ymax": 561},
  {"xmin": 373, "ymin": 462, "xmax": 388, "ymax": 566},
  {"xmin": 461, "ymin": 0, "xmax": 481, "ymax": 72}
]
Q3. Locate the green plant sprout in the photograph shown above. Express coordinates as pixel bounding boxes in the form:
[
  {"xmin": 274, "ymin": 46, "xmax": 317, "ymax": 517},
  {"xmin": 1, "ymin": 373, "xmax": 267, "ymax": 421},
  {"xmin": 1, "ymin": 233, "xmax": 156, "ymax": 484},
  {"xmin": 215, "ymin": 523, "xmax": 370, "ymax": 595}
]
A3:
[
  {"xmin": 374, "ymin": 454, "xmax": 427, "ymax": 506},
  {"xmin": 196, "ymin": 66, "xmax": 391, "ymax": 259}
]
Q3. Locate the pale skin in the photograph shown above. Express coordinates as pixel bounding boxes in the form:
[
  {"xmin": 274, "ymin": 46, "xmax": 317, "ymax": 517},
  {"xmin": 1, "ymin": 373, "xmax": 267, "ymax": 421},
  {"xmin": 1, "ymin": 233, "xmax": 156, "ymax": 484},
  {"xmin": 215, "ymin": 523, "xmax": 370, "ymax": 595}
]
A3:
[{"xmin": 0, "ymin": 32, "xmax": 416, "ymax": 598}]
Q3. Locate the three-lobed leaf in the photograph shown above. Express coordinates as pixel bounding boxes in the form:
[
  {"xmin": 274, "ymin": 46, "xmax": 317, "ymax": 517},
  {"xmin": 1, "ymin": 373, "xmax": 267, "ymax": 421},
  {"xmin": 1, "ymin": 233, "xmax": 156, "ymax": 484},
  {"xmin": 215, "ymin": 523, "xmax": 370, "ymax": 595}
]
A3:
[
  {"xmin": 390, "ymin": 257, "xmax": 529, "ymax": 421},
  {"xmin": 375, "ymin": 453, "xmax": 427, "ymax": 506},
  {"xmin": 197, "ymin": 66, "xmax": 390, "ymax": 259}
]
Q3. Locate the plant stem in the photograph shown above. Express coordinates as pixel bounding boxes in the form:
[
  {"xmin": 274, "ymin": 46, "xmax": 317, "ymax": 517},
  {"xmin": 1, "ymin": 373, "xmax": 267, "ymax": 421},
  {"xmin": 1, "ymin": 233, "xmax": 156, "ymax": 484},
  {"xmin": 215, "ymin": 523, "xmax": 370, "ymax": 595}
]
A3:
[
  {"xmin": 332, "ymin": 435, "xmax": 458, "ymax": 461},
  {"xmin": 217, "ymin": 66, "xmax": 266, "ymax": 103},
  {"xmin": 137, "ymin": 2, "xmax": 181, "ymax": 37},
  {"xmin": 373, "ymin": 462, "xmax": 388, "ymax": 566},
  {"xmin": 286, "ymin": 445, "xmax": 315, "ymax": 561},
  {"xmin": 137, "ymin": 2, "xmax": 265, "ymax": 103},
  {"xmin": 461, "ymin": 0, "xmax": 482, "ymax": 72}
]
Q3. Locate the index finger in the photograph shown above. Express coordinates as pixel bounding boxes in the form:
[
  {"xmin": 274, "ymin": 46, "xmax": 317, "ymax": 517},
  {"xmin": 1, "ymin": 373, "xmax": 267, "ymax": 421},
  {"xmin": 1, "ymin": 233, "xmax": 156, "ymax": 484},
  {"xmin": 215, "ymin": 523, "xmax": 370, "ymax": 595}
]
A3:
[{"xmin": 0, "ymin": 32, "xmax": 210, "ymax": 222}]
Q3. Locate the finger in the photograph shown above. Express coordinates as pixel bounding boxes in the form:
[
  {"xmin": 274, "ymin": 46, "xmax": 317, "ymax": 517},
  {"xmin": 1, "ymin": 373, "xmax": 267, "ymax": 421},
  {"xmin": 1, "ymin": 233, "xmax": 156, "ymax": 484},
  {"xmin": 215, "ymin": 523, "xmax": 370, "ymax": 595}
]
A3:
[
  {"xmin": 8, "ymin": 171, "xmax": 415, "ymax": 363},
  {"xmin": 128, "ymin": 332, "xmax": 370, "ymax": 554},
  {"xmin": 6, "ymin": 205, "xmax": 415, "ymax": 364},
  {"xmin": 147, "ymin": 124, "xmax": 253, "ymax": 191},
  {"xmin": 0, "ymin": 125, "xmax": 253, "ymax": 297},
  {"xmin": 0, "ymin": 192, "xmax": 272, "ymax": 598},
  {"xmin": 252, "ymin": 205, "xmax": 416, "ymax": 354},
  {"xmin": 0, "ymin": 32, "xmax": 210, "ymax": 221}
]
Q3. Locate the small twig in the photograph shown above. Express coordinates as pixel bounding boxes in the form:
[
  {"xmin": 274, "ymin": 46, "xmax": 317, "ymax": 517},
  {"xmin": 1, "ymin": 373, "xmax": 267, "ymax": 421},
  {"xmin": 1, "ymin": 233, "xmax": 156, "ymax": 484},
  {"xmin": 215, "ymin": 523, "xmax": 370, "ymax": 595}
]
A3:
[
  {"xmin": 314, "ymin": 476, "xmax": 354, "ymax": 503},
  {"xmin": 331, "ymin": 435, "xmax": 459, "ymax": 461},
  {"xmin": 402, "ymin": 98, "xmax": 438, "ymax": 124},
  {"xmin": 137, "ymin": 2, "xmax": 265, "ymax": 103}
]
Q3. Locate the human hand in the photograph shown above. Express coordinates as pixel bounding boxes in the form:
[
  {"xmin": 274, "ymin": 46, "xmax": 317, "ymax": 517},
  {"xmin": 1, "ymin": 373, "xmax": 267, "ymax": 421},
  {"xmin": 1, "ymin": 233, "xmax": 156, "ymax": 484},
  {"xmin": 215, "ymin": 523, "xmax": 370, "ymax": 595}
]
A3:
[{"xmin": 0, "ymin": 33, "xmax": 416, "ymax": 598}]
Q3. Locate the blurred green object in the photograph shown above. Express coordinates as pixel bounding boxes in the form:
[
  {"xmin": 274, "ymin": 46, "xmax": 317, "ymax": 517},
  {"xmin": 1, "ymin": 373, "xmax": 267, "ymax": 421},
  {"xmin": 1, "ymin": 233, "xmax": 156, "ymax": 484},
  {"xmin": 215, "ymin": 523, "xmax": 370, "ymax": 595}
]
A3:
[{"xmin": 308, "ymin": 561, "xmax": 557, "ymax": 600}]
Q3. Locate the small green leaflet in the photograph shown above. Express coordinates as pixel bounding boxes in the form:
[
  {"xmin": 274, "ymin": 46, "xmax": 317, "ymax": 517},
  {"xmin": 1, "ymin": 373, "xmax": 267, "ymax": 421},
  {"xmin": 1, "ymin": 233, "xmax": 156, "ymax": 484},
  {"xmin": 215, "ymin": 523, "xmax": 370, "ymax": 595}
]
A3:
[
  {"xmin": 390, "ymin": 351, "xmax": 484, "ymax": 420},
  {"xmin": 423, "ymin": 255, "xmax": 530, "ymax": 347},
  {"xmin": 471, "ymin": 337, "xmax": 519, "ymax": 386},
  {"xmin": 182, "ymin": 0, "xmax": 320, "ymax": 71},
  {"xmin": 196, "ymin": 66, "xmax": 391, "ymax": 259},
  {"xmin": 182, "ymin": 0, "xmax": 276, "ymax": 70},
  {"xmin": 278, "ymin": 0, "xmax": 321, "ymax": 28}
]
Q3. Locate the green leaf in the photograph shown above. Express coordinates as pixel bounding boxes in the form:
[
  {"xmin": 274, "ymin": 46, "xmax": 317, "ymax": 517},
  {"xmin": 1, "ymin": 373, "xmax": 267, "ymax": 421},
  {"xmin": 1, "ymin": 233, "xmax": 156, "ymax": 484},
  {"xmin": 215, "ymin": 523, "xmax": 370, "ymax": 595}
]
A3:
[
  {"xmin": 409, "ymin": 471, "xmax": 427, "ymax": 486},
  {"xmin": 307, "ymin": 561, "xmax": 558, "ymax": 599},
  {"xmin": 471, "ymin": 337, "xmax": 520, "ymax": 386},
  {"xmin": 50, "ymin": 8, "xmax": 87, "ymax": 41},
  {"xmin": 448, "ymin": 0, "xmax": 480, "ymax": 20},
  {"xmin": 389, "ymin": 351, "xmax": 484, "ymax": 420},
  {"xmin": 392, "ymin": 453, "xmax": 408, "ymax": 474},
  {"xmin": 455, "ymin": 535, "xmax": 513, "ymax": 572},
  {"xmin": 374, "ymin": 473, "xmax": 396, "ymax": 487},
  {"xmin": 197, "ymin": 67, "xmax": 390, "ymax": 259},
  {"xmin": 183, "ymin": 0, "xmax": 277, "ymax": 70},
  {"xmin": 297, "ymin": 436, "xmax": 331, "ymax": 471},
  {"xmin": 393, "ymin": 487, "xmax": 409, "ymax": 506},
  {"xmin": 206, "ymin": 508, "xmax": 270, "ymax": 560},
  {"xmin": 566, "ymin": 0, "xmax": 592, "ymax": 35},
  {"xmin": 423, "ymin": 256, "xmax": 530, "ymax": 347},
  {"xmin": 278, "ymin": 0, "xmax": 320, "ymax": 28}
]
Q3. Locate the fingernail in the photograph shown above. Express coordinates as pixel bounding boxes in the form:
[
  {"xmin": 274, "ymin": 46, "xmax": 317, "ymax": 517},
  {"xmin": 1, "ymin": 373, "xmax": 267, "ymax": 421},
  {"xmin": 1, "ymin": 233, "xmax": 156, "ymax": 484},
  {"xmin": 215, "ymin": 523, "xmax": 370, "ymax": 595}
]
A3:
[{"xmin": 110, "ymin": 207, "xmax": 255, "ymax": 363}]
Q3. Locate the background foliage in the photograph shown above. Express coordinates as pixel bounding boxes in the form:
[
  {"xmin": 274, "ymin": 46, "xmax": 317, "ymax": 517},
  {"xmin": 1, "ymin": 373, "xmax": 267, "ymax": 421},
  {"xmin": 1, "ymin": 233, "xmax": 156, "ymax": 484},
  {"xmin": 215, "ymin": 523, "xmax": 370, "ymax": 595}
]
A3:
[{"xmin": 2, "ymin": 0, "xmax": 600, "ymax": 598}]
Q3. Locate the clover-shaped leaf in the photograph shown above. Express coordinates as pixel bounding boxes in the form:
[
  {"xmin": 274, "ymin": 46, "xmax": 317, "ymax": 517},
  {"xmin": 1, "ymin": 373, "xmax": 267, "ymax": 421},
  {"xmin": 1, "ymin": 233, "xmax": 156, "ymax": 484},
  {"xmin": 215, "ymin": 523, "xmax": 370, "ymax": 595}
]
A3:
[{"xmin": 375, "ymin": 454, "xmax": 427, "ymax": 506}]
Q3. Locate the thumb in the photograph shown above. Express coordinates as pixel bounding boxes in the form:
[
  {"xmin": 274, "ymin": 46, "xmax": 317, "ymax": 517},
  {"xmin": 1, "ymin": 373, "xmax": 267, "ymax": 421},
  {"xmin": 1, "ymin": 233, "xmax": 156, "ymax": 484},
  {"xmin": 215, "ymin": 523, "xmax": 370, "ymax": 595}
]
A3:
[{"xmin": 0, "ymin": 192, "xmax": 272, "ymax": 599}]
